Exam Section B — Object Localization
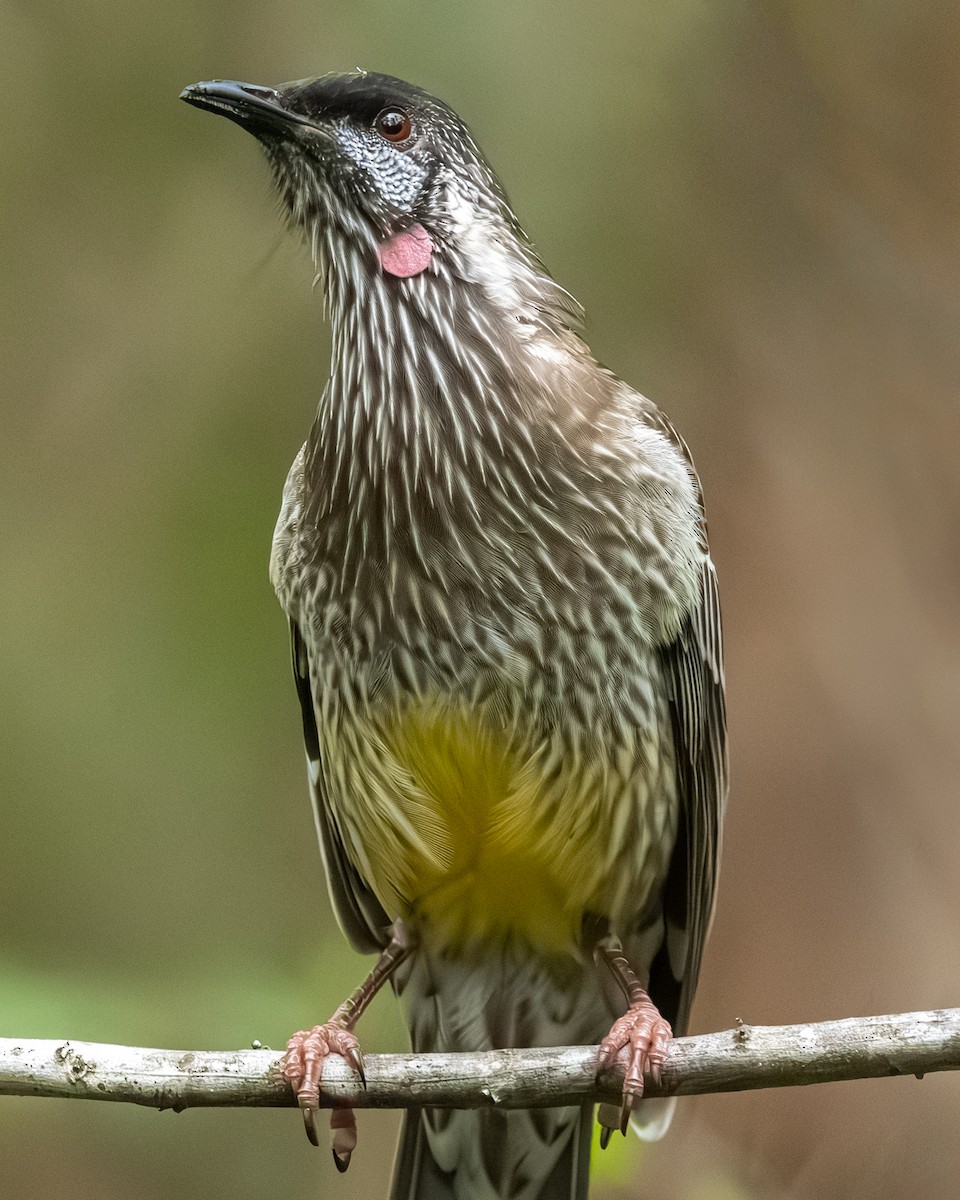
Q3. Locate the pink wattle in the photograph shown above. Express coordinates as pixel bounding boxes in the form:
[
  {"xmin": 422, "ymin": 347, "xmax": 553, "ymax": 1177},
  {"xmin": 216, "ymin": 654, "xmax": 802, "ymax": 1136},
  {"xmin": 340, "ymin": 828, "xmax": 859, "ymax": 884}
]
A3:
[{"xmin": 378, "ymin": 223, "xmax": 433, "ymax": 278}]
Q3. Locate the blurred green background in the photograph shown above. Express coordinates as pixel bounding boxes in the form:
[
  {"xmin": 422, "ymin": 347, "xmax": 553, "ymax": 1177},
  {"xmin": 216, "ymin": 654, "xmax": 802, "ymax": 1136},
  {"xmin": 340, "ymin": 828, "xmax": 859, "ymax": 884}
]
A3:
[{"xmin": 2, "ymin": 0, "xmax": 959, "ymax": 1197}]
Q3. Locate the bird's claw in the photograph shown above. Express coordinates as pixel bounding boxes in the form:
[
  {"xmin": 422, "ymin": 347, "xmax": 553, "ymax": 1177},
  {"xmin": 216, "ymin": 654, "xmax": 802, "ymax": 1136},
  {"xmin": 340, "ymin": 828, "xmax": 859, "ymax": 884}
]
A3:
[
  {"xmin": 301, "ymin": 1104, "xmax": 319, "ymax": 1147},
  {"xmin": 348, "ymin": 1045, "xmax": 367, "ymax": 1088},
  {"xmin": 330, "ymin": 1104, "xmax": 358, "ymax": 1171},
  {"xmin": 596, "ymin": 1000, "xmax": 672, "ymax": 1142},
  {"xmin": 281, "ymin": 1023, "xmax": 365, "ymax": 1164}
]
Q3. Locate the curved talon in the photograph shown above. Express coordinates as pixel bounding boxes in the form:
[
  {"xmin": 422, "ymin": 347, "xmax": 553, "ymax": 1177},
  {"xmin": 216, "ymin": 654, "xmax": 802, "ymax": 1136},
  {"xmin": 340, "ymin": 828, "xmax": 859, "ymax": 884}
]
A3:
[
  {"xmin": 346, "ymin": 1044, "xmax": 366, "ymax": 1087},
  {"xmin": 330, "ymin": 1105, "xmax": 358, "ymax": 1172},
  {"xmin": 301, "ymin": 1104, "xmax": 319, "ymax": 1147}
]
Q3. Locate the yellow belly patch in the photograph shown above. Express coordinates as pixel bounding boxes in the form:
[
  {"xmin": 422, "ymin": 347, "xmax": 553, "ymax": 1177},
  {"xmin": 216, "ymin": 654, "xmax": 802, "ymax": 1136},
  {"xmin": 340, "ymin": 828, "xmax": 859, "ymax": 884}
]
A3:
[{"xmin": 356, "ymin": 703, "xmax": 596, "ymax": 955}]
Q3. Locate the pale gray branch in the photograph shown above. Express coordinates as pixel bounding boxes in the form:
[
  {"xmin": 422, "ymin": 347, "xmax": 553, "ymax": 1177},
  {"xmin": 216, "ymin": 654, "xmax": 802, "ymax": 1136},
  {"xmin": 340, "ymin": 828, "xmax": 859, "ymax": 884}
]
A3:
[{"xmin": 1, "ymin": 1009, "xmax": 958, "ymax": 1112}]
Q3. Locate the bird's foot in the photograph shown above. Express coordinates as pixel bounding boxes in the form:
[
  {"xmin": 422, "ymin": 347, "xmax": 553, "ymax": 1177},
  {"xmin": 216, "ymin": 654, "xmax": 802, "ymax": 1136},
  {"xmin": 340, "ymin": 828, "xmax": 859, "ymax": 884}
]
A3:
[
  {"xmin": 596, "ymin": 997, "xmax": 672, "ymax": 1145},
  {"xmin": 281, "ymin": 1022, "xmax": 366, "ymax": 1170},
  {"xmin": 279, "ymin": 925, "xmax": 412, "ymax": 1170}
]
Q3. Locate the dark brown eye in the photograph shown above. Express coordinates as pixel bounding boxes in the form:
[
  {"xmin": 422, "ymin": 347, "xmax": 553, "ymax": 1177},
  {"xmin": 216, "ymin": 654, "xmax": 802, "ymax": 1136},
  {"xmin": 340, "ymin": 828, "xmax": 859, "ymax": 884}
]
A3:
[{"xmin": 375, "ymin": 108, "xmax": 412, "ymax": 143}]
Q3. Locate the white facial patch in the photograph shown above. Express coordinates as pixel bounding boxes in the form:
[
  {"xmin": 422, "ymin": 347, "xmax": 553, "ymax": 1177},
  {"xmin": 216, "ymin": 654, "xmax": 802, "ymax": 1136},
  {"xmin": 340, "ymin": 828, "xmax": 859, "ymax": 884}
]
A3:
[{"xmin": 334, "ymin": 119, "xmax": 428, "ymax": 212}]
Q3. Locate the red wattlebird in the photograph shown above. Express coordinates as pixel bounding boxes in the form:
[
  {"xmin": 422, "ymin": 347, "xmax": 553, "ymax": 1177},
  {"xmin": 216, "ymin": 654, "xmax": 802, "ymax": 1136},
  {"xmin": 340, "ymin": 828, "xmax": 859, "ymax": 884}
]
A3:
[{"xmin": 182, "ymin": 71, "xmax": 728, "ymax": 1200}]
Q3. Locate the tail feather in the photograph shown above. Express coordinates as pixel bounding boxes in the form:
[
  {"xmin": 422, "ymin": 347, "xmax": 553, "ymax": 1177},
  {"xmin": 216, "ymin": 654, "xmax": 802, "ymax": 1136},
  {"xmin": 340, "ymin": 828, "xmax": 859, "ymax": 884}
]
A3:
[
  {"xmin": 389, "ymin": 1105, "xmax": 593, "ymax": 1200},
  {"xmin": 630, "ymin": 1096, "xmax": 677, "ymax": 1142}
]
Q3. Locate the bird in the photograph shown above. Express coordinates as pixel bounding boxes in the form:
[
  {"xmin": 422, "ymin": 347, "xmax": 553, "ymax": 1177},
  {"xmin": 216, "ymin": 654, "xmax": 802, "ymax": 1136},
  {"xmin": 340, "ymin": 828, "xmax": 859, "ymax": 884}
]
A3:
[{"xmin": 181, "ymin": 71, "xmax": 728, "ymax": 1200}]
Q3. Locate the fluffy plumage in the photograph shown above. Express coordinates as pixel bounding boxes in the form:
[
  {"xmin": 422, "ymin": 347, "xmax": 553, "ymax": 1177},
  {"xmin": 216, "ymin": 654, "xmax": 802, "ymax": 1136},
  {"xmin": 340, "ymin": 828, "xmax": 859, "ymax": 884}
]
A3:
[{"xmin": 183, "ymin": 70, "xmax": 728, "ymax": 1200}]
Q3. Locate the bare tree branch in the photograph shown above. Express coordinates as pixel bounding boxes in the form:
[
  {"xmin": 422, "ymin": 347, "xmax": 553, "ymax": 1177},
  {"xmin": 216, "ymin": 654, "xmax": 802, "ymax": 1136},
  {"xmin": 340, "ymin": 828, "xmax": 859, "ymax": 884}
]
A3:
[{"xmin": 1, "ymin": 1009, "xmax": 958, "ymax": 1113}]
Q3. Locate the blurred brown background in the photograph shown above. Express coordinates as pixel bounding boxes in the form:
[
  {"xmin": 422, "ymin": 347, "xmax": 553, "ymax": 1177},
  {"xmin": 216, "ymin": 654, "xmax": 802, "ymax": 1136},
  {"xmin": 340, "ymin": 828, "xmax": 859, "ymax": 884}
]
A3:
[{"xmin": 2, "ymin": 1, "xmax": 959, "ymax": 1197}]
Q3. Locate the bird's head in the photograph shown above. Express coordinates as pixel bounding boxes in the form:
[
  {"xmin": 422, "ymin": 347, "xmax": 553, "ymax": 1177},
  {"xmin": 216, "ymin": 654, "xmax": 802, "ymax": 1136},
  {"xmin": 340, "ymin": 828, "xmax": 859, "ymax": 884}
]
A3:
[{"xmin": 181, "ymin": 71, "xmax": 533, "ymax": 294}]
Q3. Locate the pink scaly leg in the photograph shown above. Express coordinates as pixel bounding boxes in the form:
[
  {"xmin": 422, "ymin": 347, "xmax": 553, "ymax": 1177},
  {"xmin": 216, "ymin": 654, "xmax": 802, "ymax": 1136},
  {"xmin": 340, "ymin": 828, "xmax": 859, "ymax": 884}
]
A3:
[
  {"xmin": 595, "ymin": 942, "xmax": 672, "ymax": 1146},
  {"xmin": 281, "ymin": 921, "xmax": 412, "ymax": 1171}
]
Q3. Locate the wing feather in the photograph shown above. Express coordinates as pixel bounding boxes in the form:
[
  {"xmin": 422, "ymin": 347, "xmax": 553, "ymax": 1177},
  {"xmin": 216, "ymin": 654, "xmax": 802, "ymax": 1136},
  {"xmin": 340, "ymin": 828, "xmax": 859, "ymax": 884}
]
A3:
[
  {"xmin": 646, "ymin": 544, "xmax": 728, "ymax": 1035},
  {"xmin": 631, "ymin": 402, "xmax": 728, "ymax": 1035},
  {"xmin": 289, "ymin": 619, "xmax": 390, "ymax": 954}
]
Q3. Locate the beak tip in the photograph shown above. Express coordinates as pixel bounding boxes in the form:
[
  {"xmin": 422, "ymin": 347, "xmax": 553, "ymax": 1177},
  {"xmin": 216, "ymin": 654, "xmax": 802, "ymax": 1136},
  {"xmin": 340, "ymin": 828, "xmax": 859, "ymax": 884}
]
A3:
[
  {"xmin": 177, "ymin": 80, "xmax": 297, "ymax": 130},
  {"xmin": 180, "ymin": 82, "xmax": 209, "ymax": 108}
]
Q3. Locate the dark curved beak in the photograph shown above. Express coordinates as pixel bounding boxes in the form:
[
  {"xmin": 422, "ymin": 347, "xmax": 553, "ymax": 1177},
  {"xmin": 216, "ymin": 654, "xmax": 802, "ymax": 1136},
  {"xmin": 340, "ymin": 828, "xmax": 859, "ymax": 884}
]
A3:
[{"xmin": 180, "ymin": 80, "xmax": 311, "ymax": 136}]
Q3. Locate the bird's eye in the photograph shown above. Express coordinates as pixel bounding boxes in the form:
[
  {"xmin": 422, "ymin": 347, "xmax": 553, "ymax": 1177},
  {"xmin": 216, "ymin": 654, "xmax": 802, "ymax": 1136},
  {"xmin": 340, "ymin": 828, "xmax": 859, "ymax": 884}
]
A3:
[{"xmin": 375, "ymin": 108, "xmax": 413, "ymax": 143}]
